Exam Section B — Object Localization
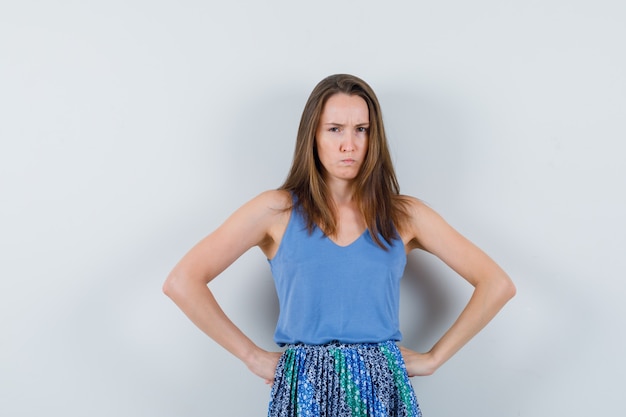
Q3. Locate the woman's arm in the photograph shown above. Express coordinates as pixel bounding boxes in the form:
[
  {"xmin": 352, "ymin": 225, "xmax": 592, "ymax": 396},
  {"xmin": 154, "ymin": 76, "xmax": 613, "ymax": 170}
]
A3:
[
  {"xmin": 401, "ymin": 198, "xmax": 516, "ymax": 376},
  {"xmin": 162, "ymin": 190, "xmax": 290, "ymax": 383}
]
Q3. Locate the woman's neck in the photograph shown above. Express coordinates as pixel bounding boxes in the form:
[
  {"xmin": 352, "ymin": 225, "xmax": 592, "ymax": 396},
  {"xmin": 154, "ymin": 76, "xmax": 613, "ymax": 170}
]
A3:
[{"xmin": 325, "ymin": 178, "xmax": 356, "ymax": 206}]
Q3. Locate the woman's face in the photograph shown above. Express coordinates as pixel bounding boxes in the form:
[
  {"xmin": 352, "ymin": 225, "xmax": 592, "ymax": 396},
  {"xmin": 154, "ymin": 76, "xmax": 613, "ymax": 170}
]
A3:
[{"xmin": 315, "ymin": 93, "xmax": 369, "ymax": 184}]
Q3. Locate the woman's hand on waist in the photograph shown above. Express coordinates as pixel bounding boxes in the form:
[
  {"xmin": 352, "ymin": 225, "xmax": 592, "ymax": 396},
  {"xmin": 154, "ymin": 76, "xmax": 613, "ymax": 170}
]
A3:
[
  {"xmin": 245, "ymin": 348, "xmax": 282, "ymax": 384},
  {"xmin": 399, "ymin": 346, "xmax": 439, "ymax": 377}
]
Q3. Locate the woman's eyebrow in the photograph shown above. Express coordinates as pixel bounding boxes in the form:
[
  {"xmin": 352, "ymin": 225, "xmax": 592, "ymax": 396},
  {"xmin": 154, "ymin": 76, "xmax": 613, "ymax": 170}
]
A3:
[{"xmin": 321, "ymin": 121, "xmax": 370, "ymax": 126}]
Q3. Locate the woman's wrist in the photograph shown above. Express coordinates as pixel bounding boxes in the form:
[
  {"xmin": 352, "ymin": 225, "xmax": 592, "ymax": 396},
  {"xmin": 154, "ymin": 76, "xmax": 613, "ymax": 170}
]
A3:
[{"xmin": 239, "ymin": 343, "xmax": 264, "ymax": 367}]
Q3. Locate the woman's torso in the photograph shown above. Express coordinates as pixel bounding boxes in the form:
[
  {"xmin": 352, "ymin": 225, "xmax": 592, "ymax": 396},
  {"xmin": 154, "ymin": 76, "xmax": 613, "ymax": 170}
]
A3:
[{"xmin": 265, "ymin": 191, "xmax": 408, "ymax": 345}]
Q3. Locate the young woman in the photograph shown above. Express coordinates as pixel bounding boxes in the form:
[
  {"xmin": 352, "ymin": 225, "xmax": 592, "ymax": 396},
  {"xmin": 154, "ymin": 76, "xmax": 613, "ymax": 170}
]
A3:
[{"xmin": 163, "ymin": 74, "xmax": 516, "ymax": 417}]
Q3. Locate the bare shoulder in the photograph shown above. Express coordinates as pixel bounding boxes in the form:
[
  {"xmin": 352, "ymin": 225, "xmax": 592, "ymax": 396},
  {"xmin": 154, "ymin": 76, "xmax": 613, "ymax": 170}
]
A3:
[
  {"xmin": 397, "ymin": 195, "xmax": 450, "ymax": 252},
  {"xmin": 248, "ymin": 189, "xmax": 292, "ymax": 258},
  {"xmin": 245, "ymin": 189, "xmax": 292, "ymax": 225},
  {"xmin": 397, "ymin": 195, "xmax": 438, "ymax": 227},
  {"xmin": 253, "ymin": 189, "xmax": 292, "ymax": 212},
  {"xmin": 398, "ymin": 194, "xmax": 429, "ymax": 215},
  {"xmin": 232, "ymin": 189, "xmax": 291, "ymax": 230}
]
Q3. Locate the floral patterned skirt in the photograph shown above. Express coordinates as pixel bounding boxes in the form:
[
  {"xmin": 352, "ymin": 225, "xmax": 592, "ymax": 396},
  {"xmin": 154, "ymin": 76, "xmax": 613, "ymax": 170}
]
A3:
[{"xmin": 267, "ymin": 340, "xmax": 422, "ymax": 417}]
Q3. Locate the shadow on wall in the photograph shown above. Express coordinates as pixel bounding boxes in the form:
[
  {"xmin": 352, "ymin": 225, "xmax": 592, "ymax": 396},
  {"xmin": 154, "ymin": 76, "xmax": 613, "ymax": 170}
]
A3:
[
  {"xmin": 236, "ymin": 266, "xmax": 281, "ymax": 350},
  {"xmin": 400, "ymin": 250, "xmax": 471, "ymax": 351}
]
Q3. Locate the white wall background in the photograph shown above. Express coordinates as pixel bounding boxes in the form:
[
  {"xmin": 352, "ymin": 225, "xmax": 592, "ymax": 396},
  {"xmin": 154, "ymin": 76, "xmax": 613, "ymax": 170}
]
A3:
[{"xmin": 1, "ymin": 1, "xmax": 624, "ymax": 416}]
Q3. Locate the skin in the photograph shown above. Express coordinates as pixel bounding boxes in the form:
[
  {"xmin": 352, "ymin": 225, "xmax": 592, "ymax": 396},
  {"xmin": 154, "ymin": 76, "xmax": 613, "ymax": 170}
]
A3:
[{"xmin": 163, "ymin": 93, "xmax": 516, "ymax": 384}]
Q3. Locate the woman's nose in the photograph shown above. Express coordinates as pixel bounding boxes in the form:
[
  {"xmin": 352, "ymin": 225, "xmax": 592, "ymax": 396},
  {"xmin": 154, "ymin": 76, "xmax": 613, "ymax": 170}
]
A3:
[{"xmin": 340, "ymin": 133, "xmax": 355, "ymax": 152}]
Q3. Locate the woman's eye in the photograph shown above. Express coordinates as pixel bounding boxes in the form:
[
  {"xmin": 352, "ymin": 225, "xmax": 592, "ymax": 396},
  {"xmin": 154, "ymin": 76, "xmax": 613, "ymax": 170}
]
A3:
[
  {"xmin": 329, "ymin": 127, "xmax": 340, "ymax": 132},
  {"xmin": 357, "ymin": 127, "xmax": 368, "ymax": 133}
]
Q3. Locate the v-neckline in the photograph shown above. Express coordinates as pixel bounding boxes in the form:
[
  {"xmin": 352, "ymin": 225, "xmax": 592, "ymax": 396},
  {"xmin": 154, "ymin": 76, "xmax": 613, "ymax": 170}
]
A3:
[{"xmin": 325, "ymin": 228, "xmax": 368, "ymax": 248}]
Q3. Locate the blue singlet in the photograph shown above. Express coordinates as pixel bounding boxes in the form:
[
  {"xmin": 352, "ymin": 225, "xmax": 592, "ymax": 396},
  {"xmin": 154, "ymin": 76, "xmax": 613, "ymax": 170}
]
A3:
[{"xmin": 268, "ymin": 203, "xmax": 407, "ymax": 346}]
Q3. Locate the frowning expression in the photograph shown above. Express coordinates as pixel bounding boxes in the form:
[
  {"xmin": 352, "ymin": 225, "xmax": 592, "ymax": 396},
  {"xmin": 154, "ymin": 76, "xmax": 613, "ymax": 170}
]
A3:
[{"xmin": 315, "ymin": 93, "xmax": 369, "ymax": 183}]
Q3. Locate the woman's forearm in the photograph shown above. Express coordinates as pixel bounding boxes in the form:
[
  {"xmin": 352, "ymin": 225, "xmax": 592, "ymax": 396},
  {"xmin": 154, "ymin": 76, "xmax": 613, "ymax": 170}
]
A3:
[
  {"xmin": 163, "ymin": 272, "xmax": 261, "ymax": 364},
  {"xmin": 428, "ymin": 272, "xmax": 516, "ymax": 369}
]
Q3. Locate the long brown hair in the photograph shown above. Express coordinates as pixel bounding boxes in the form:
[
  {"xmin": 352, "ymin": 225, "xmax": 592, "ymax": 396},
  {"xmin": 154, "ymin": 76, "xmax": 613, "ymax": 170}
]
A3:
[{"xmin": 280, "ymin": 74, "xmax": 408, "ymax": 249}]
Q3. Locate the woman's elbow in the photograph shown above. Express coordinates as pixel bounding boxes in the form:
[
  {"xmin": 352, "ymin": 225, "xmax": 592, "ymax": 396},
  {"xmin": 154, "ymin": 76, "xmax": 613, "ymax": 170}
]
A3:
[
  {"xmin": 499, "ymin": 274, "xmax": 517, "ymax": 302},
  {"xmin": 163, "ymin": 271, "xmax": 184, "ymax": 300}
]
